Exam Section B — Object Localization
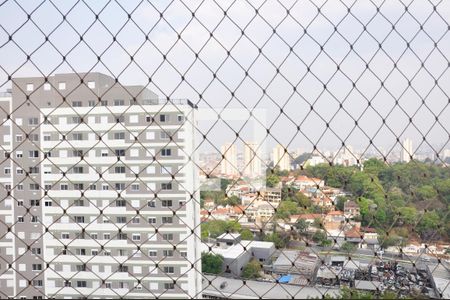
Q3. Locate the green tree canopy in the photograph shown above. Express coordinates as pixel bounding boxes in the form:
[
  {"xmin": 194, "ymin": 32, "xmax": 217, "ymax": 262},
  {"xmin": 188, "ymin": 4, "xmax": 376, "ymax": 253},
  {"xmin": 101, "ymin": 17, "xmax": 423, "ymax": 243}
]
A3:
[
  {"xmin": 242, "ymin": 259, "xmax": 262, "ymax": 279},
  {"xmin": 201, "ymin": 252, "xmax": 223, "ymax": 274}
]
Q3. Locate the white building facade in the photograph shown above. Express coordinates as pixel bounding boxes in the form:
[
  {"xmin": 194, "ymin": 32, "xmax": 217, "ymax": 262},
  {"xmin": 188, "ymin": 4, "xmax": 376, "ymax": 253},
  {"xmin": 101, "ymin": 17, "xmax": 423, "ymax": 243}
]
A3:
[{"xmin": 0, "ymin": 73, "xmax": 201, "ymax": 299}]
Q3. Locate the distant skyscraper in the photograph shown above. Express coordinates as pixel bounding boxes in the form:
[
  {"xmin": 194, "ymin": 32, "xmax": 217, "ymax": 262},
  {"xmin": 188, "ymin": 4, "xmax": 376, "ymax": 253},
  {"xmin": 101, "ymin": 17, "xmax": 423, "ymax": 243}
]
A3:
[
  {"xmin": 243, "ymin": 142, "xmax": 262, "ymax": 177},
  {"xmin": 273, "ymin": 144, "xmax": 291, "ymax": 171},
  {"xmin": 401, "ymin": 138, "xmax": 413, "ymax": 162},
  {"xmin": 220, "ymin": 143, "xmax": 238, "ymax": 176}
]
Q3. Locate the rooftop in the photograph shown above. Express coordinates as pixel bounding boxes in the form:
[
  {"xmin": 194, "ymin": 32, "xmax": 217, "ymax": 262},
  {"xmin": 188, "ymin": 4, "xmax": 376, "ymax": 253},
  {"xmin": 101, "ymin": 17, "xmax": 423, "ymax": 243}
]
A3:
[{"xmin": 202, "ymin": 275, "xmax": 340, "ymax": 299}]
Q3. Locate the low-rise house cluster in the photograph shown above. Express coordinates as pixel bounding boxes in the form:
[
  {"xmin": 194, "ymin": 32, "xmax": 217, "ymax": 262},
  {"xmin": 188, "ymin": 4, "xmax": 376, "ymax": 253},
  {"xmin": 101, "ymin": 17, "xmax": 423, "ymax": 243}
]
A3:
[{"xmin": 201, "ymin": 233, "xmax": 275, "ymax": 277}]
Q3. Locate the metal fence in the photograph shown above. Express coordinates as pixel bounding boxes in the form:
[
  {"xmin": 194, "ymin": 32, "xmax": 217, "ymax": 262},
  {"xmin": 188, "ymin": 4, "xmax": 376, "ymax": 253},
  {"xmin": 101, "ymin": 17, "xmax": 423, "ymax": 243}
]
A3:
[{"xmin": 0, "ymin": 0, "xmax": 449, "ymax": 299}]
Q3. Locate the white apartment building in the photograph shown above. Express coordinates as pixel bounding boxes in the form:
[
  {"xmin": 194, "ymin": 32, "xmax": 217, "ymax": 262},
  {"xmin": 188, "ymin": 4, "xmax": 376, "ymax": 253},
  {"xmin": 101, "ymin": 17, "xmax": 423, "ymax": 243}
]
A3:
[
  {"xmin": 220, "ymin": 143, "xmax": 238, "ymax": 177},
  {"xmin": 243, "ymin": 142, "xmax": 262, "ymax": 177},
  {"xmin": 272, "ymin": 144, "xmax": 291, "ymax": 171},
  {"xmin": 0, "ymin": 73, "xmax": 201, "ymax": 299},
  {"xmin": 401, "ymin": 138, "xmax": 413, "ymax": 163}
]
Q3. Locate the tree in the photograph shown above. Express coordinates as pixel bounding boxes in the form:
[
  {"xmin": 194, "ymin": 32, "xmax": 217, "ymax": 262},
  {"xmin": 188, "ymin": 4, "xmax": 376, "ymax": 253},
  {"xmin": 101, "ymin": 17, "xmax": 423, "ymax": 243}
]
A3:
[
  {"xmin": 416, "ymin": 185, "xmax": 437, "ymax": 201},
  {"xmin": 295, "ymin": 191, "xmax": 312, "ymax": 207},
  {"xmin": 201, "ymin": 252, "xmax": 223, "ymax": 274},
  {"xmin": 335, "ymin": 196, "xmax": 347, "ymax": 211},
  {"xmin": 264, "ymin": 232, "xmax": 287, "ymax": 248},
  {"xmin": 275, "ymin": 200, "xmax": 299, "ymax": 220},
  {"xmin": 295, "ymin": 219, "xmax": 309, "ymax": 235},
  {"xmin": 240, "ymin": 229, "xmax": 254, "ymax": 240},
  {"xmin": 312, "ymin": 230, "xmax": 327, "ymax": 244},
  {"xmin": 266, "ymin": 174, "xmax": 280, "ymax": 188},
  {"xmin": 242, "ymin": 259, "xmax": 262, "ymax": 279},
  {"xmin": 201, "ymin": 220, "xmax": 242, "ymax": 239},
  {"xmin": 341, "ymin": 242, "xmax": 357, "ymax": 255},
  {"xmin": 397, "ymin": 206, "xmax": 417, "ymax": 225}
]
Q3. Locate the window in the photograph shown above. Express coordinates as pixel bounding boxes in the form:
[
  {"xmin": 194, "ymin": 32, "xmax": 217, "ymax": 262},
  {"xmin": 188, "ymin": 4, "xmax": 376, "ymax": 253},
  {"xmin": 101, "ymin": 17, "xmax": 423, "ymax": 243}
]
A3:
[
  {"xmin": 116, "ymin": 200, "xmax": 126, "ymax": 207},
  {"xmin": 88, "ymin": 81, "xmax": 95, "ymax": 89},
  {"xmin": 43, "ymin": 134, "xmax": 51, "ymax": 141},
  {"xmin": 116, "ymin": 216, "xmax": 126, "ymax": 223},
  {"xmin": 103, "ymin": 233, "xmax": 111, "ymax": 240},
  {"xmin": 162, "ymin": 233, "xmax": 173, "ymax": 241},
  {"xmin": 16, "ymin": 151, "xmax": 23, "ymax": 158},
  {"xmin": 102, "ymin": 184, "xmax": 109, "ymax": 190},
  {"xmin": 26, "ymin": 83, "xmax": 34, "ymax": 91},
  {"xmin": 101, "ymin": 150, "xmax": 108, "ymax": 157},
  {"xmin": 60, "ymin": 184, "xmax": 68, "ymax": 190},
  {"xmin": 161, "ymin": 148, "xmax": 171, "ymax": 157},
  {"xmin": 105, "ymin": 282, "xmax": 112, "ymax": 288},
  {"xmin": 29, "ymin": 183, "xmax": 39, "ymax": 191},
  {"xmin": 31, "ymin": 248, "xmax": 41, "ymax": 255},
  {"xmin": 43, "ymin": 83, "xmax": 51, "ymax": 91},
  {"xmin": 146, "ymin": 115, "xmax": 153, "ymax": 122},
  {"xmin": 162, "ymin": 216, "xmax": 173, "ymax": 223},
  {"xmin": 164, "ymin": 283, "xmax": 175, "ymax": 290},
  {"xmin": 4, "ymin": 167, "xmax": 11, "ymax": 174},
  {"xmin": 160, "ymin": 114, "xmax": 169, "ymax": 122},
  {"xmin": 114, "ymin": 99, "xmax": 125, "ymax": 106},
  {"xmin": 161, "ymin": 183, "xmax": 172, "ymax": 191},
  {"xmin": 132, "ymin": 234, "xmax": 141, "ymax": 241},
  {"xmin": 58, "ymin": 82, "xmax": 66, "ymax": 90},
  {"xmin": 72, "ymin": 116, "xmax": 82, "ymax": 124},
  {"xmin": 74, "ymin": 216, "xmax": 85, "ymax": 223},
  {"xmin": 32, "ymin": 264, "xmax": 42, "ymax": 271},
  {"xmin": 64, "ymin": 281, "xmax": 72, "ymax": 287},
  {"xmin": 61, "ymin": 233, "xmax": 69, "ymax": 239},
  {"xmin": 115, "ymin": 149, "xmax": 125, "ymax": 156},
  {"xmin": 148, "ymin": 217, "xmax": 156, "ymax": 224},
  {"xmin": 115, "ymin": 166, "xmax": 125, "ymax": 174},
  {"xmin": 72, "ymin": 150, "xmax": 83, "ymax": 157},
  {"xmin": 115, "ymin": 183, "xmax": 125, "ymax": 191},
  {"xmin": 29, "ymin": 118, "xmax": 39, "ymax": 125},
  {"xmin": 163, "ymin": 250, "xmax": 174, "ymax": 257},
  {"xmin": 31, "ymin": 216, "xmax": 39, "ymax": 223},
  {"xmin": 131, "ymin": 184, "xmax": 140, "ymax": 191},
  {"xmin": 113, "ymin": 132, "xmax": 125, "ymax": 140},
  {"xmin": 101, "ymin": 100, "xmax": 108, "ymax": 106},
  {"xmin": 118, "ymin": 265, "xmax": 129, "ymax": 272},
  {"xmin": 149, "ymin": 250, "xmax": 157, "ymax": 257},
  {"xmin": 16, "ymin": 168, "xmax": 24, "ymax": 175},
  {"xmin": 18, "ymin": 200, "xmax": 24, "ymax": 206},
  {"xmin": 75, "ymin": 249, "xmax": 86, "ymax": 256},
  {"xmin": 73, "ymin": 166, "xmax": 84, "ymax": 174},
  {"xmin": 74, "ymin": 183, "xmax": 84, "ymax": 190},
  {"xmin": 29, "ymin": 134, "xmax": 39, "ymax": 141},
  {"xmin": 44, "ymin": 200, "xmax": 52, "ymax": 207},
  {"xmin": 16, "ymin": 134, "xmax": 23, "ymax": 142},
  {"xmin": 18, "ymin": 216, "xmax": 24, "ymax": 223},
  {"xmin": 76, "ymin": 281, "xmax": 87, "ymax": 288},
  {"xmin": 32, "ymin": 280, "xmax": 43, "ymax": 287},
  {"xmin": 163, "ymin": 266, "xmax": 174, "ymax": 274},
  {"xmin": 132, "ymin": 217, "xmax": 140, "ymax": 224},
  {"xmin": 181, "ymin": 251, "xmax": 187, "ymax": 258},
  {"xmin": 88, "ymin": 100, "xmax": 96, "ymax": 107},
  {"xmin": 30, "ymin": 199, "xmax": 40, "ymax": 206},
  {"xmin": 118, "ymin": 233, "xmax": 127, "ymax": 240},
  {"xmin": 17, "ymin": 184, "xmax": 24, "ymax": 191},
  {"xmin": 177, "ymin": 114, "xmax": 184, "ymax": 122},
  {"xmin": 160, "ymin": 131, "xmax": 171, "ymax": 139},
  {"xmin": 74, "ymin": 199, "xmax": 84, "ymax": 206},
  {"xmin": 29, "ymin": 167, "xmax": 39, "ymax": 174},
  {"xmin": 73, "ymin": 133, "xmax": 83, "ymax": 140},
  {"xmin": 89, "ymin": 184, "xmax": 97, "ymax": 190},
  {"xmin": 148, "ymin": 201, "xmax": 156, "ymax": 208},
  {"xmin": 72, "ymin": 101, "xmax": 82, "ymax": 107}
]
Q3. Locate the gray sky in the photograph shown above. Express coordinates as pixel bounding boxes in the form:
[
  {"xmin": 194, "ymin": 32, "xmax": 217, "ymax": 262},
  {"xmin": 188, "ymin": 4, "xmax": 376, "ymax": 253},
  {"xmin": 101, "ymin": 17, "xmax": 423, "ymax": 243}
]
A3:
[{"xmin": 0, "ymin": 0, "xmax": 449, "ymax": 156}]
